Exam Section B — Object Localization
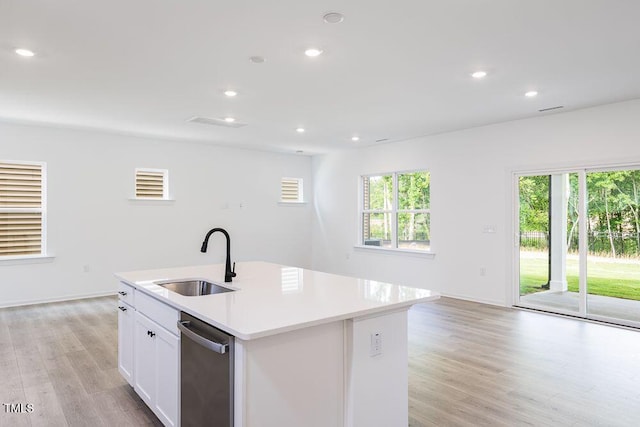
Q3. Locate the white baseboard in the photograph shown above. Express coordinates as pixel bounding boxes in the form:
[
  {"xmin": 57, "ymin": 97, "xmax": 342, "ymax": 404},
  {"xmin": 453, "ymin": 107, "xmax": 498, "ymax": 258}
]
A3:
[
  {"xmin": 0, "ymin": 291, "xmax": 116, "ymax": 308},
  {"xmin": 439, "ymin": 292, "xmax": 507, "ymax": 307}
]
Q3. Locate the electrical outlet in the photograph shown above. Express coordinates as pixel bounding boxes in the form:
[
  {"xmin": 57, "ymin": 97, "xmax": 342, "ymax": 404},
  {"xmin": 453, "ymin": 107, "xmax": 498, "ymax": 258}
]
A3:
[
  {"xmin": 483, "ymin": 225, "xmax": 497, "ymax": 234},
  {"xmin": 370, "ymin": 332, "xmax": 382, "ymax": 357},
  {"xmin": 480, "ymin": 267, "xmax": 486, "ymax": 276}
]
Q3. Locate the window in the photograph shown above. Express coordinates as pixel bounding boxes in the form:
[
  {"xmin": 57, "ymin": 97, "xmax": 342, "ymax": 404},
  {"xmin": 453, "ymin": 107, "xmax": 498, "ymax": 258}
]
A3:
[
  {"xmin": 135, "ymin": 168, "xmax": 168, "ymax": 200},
  {"xmin": 0, "ymin": 161, "xmax": 45, "ymax": 257},
  {"xmin": 280, "ymin": 177, "xmax": 303, "ymax": 203},
  {"xmin": 360, "ymin": 171, "xmax": 430, "ymax": 251}
]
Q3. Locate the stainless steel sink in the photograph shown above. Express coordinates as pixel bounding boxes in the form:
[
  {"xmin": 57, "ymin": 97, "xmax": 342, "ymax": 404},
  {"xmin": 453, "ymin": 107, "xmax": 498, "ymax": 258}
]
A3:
[{"xmin": 156, "ymin": 280, "xmax": 234, "ymax": 296}]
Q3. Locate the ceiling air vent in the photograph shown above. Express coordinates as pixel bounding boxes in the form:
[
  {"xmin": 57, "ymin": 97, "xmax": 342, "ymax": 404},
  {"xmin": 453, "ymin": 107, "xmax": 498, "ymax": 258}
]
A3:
[
  {"xmin": 538, "ymin": 106, "xmax": 564, "ymax": 113},
  {"xmin": 187, "ymin": 116, "xmax": 248, "ymax": 128}
]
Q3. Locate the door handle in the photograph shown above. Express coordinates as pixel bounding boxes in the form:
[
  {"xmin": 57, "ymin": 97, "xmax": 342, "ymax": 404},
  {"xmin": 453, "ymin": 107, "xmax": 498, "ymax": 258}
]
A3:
[
  {"xmin": 118, "ymin": 291, "xmax": 127, "ymax": 296},
  {"xmin": 177, "ymin": 320, "xmax": 228, "ymax": 354},
  {"xmin": 118, "ymin": 306, "xmax": 127, "ymax": 311}
]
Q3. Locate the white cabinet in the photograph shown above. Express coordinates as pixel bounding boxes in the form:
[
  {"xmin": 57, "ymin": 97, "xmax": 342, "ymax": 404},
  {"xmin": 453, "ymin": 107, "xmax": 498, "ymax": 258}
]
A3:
[
  {"xmin": 118, "ymin": 283, "xmax": 135, "ymax": 386},
  {"xmin": 117, "ymin": 299, "xmax": 135, "ymax": 386},
  {"xmin": 118, "ymin": 283, "xmax": 180, "ymax": 427},
  {"xmin": 133, "ymin": 293, "xmax": 180, "ymax": 427},
  {"xmin": 133, "ymin": 310, "xmax": 180, "ymax": 427},
  {"xmin": 153, "ymin": 320, "xmax": 180, "ymax": 426}
]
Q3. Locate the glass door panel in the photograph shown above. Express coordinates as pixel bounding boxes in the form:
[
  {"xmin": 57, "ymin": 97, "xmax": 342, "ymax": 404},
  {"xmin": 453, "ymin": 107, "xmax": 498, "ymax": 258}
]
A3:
[
  {"xmin": 518, "ymin": 174, "xmax": 580, "ymax": 313},
  {"xmin": 586, "ymin": 170, "xmax": 640, "ymax": 324}
]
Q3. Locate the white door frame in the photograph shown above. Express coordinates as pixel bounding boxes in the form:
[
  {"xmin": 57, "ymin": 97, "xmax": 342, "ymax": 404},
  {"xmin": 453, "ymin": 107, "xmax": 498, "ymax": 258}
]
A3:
[{"xmin": 511, "ymin": 162, "xmax": 640, "ymax": 328}]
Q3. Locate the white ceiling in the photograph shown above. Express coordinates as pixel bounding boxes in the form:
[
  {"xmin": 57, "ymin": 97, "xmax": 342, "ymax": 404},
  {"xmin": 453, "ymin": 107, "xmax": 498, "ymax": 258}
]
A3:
[{"xmin": 1, "ymin": 1, "xmax": 639, "ymax": 154}]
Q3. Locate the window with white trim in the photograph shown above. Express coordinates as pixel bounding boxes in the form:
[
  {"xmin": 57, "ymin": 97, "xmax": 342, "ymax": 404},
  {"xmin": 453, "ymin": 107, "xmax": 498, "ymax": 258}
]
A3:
[
  {"xmin": 0, "ymin": 161, "xmax": 45, "ymax": 257},
  {"xmin": 280, "ymin": 177, "xmax": 303, "ymax": 203},
  {"xmin": 360, "ymin": 170, "xmax": 430, "ymax": 251},
  {"xmin": 135, "ymin": 168, "xmax": 169, "ymax": 199}
]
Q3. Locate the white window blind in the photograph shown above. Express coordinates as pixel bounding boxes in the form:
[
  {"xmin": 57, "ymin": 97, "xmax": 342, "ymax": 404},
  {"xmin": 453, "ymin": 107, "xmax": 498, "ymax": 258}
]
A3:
[
  {"xmin": 0, "ymin": 161, "xmax": 44, "ymax": 257},
  {"xmin": 135, "ymin": 169, "xmax": 168, "ymax": 199},
  {"xmin": 280, "ymin": 177, "xmax": 303, "ymax": 203}
]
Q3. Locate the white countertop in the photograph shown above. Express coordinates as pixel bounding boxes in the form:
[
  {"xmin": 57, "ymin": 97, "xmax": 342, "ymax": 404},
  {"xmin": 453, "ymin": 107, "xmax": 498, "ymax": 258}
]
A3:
[{"xmin": 115, "ymin": 261, "xmax": 439, "ymax": 340}]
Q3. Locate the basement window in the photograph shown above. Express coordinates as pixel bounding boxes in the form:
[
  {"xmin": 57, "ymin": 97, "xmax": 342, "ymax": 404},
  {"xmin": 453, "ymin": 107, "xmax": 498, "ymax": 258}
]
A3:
[
  {"xmin": 135, "ymin": 168, "xmax": 169, "ymax": 200},
  {"xmin": 280, "ymin": 177, "xmax": 304, "ymax": 204},
  {"xmin": 0, "ymin": 161, "xmax": 46, "ymax": 259}
]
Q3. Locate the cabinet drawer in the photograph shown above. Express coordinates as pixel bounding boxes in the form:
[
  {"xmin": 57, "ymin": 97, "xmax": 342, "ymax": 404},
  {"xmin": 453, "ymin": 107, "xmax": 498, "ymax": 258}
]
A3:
[
  {"xmin": 135, "ymin": 291, "xmax": 179, "ymax": 336},
  {"xmin": 118, "ymin": 282, "xmax": 135, "ymax": 306}
]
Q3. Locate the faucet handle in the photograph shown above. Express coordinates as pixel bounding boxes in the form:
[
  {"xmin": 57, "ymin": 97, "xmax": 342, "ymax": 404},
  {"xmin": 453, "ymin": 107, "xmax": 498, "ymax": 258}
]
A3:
[{"xmin": 231, "ymin": 262, "xmax": 237, "ymax": 277}]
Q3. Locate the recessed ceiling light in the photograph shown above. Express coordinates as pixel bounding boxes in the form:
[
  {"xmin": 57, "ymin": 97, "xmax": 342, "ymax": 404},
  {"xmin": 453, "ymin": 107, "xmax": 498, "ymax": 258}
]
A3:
[
  {"xmin": 249, "ymin": 56, "xmax": 266, "ymax": 63},
  {"xmin": 471, "ymin": 71, "xmax": 487, "ymax": 79},
  {"xmin": 15, "ymin": 48, "xmax": 35, "ymax": 57},
  {"xmin": 224, "ymin": 117, "xmax": 236, "ymax": 123},
  {"xmin": 304, "ymin": 48, "xmax": 323, "ymax": 57},
  {"xmin": 525, "ymin": 90, "xmax": 539, "ymax": 98},
  {"xmin": 296, "ymin": 127, "xmax": 305, "ymax": 133},
  {"xmin": 224, "ymin": 90, "xmax": 238, "ymax": 97},
  {"xmin": 323, "ymin": 12, "xmax": 344, "ymax": 24},
  {"xmin": 351, "ymin": 136, "xmax": 360, "ymax": 142}
]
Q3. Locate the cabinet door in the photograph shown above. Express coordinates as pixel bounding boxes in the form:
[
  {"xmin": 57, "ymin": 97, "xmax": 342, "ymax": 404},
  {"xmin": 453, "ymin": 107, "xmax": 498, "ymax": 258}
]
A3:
[
  {"xmin": 154, "ymin": 326, "xmax": 180, "ymax": 427},
  {"xmin": 117, "ymin": 301, "xmax": 135, "ymax": 386},
  {"xmin": 134, "ymin": 311, "xmax": 156, "ymax": 407}
]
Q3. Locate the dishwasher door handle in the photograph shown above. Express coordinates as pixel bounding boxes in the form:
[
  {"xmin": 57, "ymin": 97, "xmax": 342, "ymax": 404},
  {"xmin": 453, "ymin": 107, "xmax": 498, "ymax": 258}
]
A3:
[{"xmin": 177, "ymin": 320, "xmax": 229, "ymax": 354}]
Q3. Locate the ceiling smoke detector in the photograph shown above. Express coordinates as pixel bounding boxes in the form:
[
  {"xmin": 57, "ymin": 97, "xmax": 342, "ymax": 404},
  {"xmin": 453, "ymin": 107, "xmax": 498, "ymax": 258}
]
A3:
[
  {"xmin": 249, "ymin": 56, "xmax": 266, "ymax": 64},
  {"xmin": 323, "ymin": 12, "xmax": 344, "ymax": 24},
  {"xmin": 187, "ymin": 116, "xmax": 247, "ymax": 128}
]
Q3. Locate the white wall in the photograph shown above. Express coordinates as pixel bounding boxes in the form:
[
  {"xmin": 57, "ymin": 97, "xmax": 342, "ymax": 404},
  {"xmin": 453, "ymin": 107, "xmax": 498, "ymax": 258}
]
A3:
[
  {"xmin": 311, "ymin": 99, "xmax": 640, "ymax": 306},
  {"xmin": 1, "ymin": 122, "xmax": 312, "ymax": 307}
]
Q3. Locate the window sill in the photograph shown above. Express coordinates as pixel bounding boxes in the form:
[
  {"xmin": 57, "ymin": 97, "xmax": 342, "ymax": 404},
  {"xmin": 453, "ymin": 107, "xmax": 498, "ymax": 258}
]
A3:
[
  {"xmin": 128, "ymin": 198, "xmax": 175, "ymax": 205},
  {"xmin": 277, "ymin": 201, "xmax": 308, "ymax": 206},
  {"xmin": 353, "ymin": 245, "xmax": 436, "ymax": 259},
  {"xmin": 0, "ymin": 255, "xmax": 56, "ymax": 266}
]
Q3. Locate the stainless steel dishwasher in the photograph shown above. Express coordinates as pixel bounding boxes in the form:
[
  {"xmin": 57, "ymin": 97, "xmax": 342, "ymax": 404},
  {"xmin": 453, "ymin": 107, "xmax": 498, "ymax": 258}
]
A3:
[{"xmin": 177, "ymin": 312, "xmax": 234, "ymax": 427}]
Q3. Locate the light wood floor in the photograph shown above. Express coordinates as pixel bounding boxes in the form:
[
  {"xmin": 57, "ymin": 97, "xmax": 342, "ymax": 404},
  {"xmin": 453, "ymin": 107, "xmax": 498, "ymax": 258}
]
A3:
[
  {"xmin": 408, "ymin": 298, "xmax": 640, "ymax": 426},
  {"xmin": 0, "ymin": 297, "xmax": 161, "ymax": 427},
  {"xmin": 2, "ymin": 296, "xmax": 639, "ymax": 426}
]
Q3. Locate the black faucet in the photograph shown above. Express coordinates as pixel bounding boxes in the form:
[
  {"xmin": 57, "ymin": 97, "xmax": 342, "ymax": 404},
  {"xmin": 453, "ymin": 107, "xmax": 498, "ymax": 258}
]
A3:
[{"xmin": 201, "ymin": 228, "xmax": 236, "ymax": 282}]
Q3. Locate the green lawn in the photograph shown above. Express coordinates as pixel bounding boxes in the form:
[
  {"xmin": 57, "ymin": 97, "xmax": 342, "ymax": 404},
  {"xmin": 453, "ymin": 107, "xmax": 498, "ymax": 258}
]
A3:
[{"xmin": 520, "ymin": 252, "xmax": 640, "ymax": 300}]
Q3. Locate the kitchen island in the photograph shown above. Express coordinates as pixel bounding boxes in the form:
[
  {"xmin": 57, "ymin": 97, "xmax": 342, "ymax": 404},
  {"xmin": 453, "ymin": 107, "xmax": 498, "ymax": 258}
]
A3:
[{"xmin": 115, "ymin": 261, "xmax": 439, "ymax": 427}]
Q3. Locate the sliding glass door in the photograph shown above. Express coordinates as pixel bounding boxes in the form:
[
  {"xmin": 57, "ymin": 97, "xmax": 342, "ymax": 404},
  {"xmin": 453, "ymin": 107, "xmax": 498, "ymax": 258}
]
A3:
[
  {"xmin": 585, "ymin": 170, "xmax": 640, "ymax": 324},
  {"xmin": 516, "ymin": 167, "xmax": 640, "ymax": 327}
]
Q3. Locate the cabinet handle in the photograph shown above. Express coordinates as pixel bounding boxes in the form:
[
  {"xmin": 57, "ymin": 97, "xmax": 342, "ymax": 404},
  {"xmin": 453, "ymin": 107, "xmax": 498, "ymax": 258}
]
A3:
[
  {"xmin": 147, "ymin": 330, "xmax": 156, "ymax": 338},
  {"xmin": 118, "ymin": 306, "xmax": 127, "ymax": 312},
  {"xmin": 118, "ymin": 291, "xmax": 127, "ymax": 296}
]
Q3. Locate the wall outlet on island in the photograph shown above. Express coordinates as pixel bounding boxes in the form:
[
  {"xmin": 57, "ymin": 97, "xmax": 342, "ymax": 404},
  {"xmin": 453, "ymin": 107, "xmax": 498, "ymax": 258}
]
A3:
[{"xmin": 370, "ymin": 332, "xmax": 382, "ymax": 357}]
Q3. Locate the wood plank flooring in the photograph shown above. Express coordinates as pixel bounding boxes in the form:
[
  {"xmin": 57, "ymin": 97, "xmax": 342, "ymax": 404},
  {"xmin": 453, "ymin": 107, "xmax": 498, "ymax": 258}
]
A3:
[
  {"xmin": 408, "ymin": 298, "xmax": 640, "ymax": 427},
  {"xmin": 0, "ymin": 297, "xmax": 161, "ymax": 427},
  {"xmin": 2, "ymin": 296, "xmax": 639, "ymax": 426}
]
